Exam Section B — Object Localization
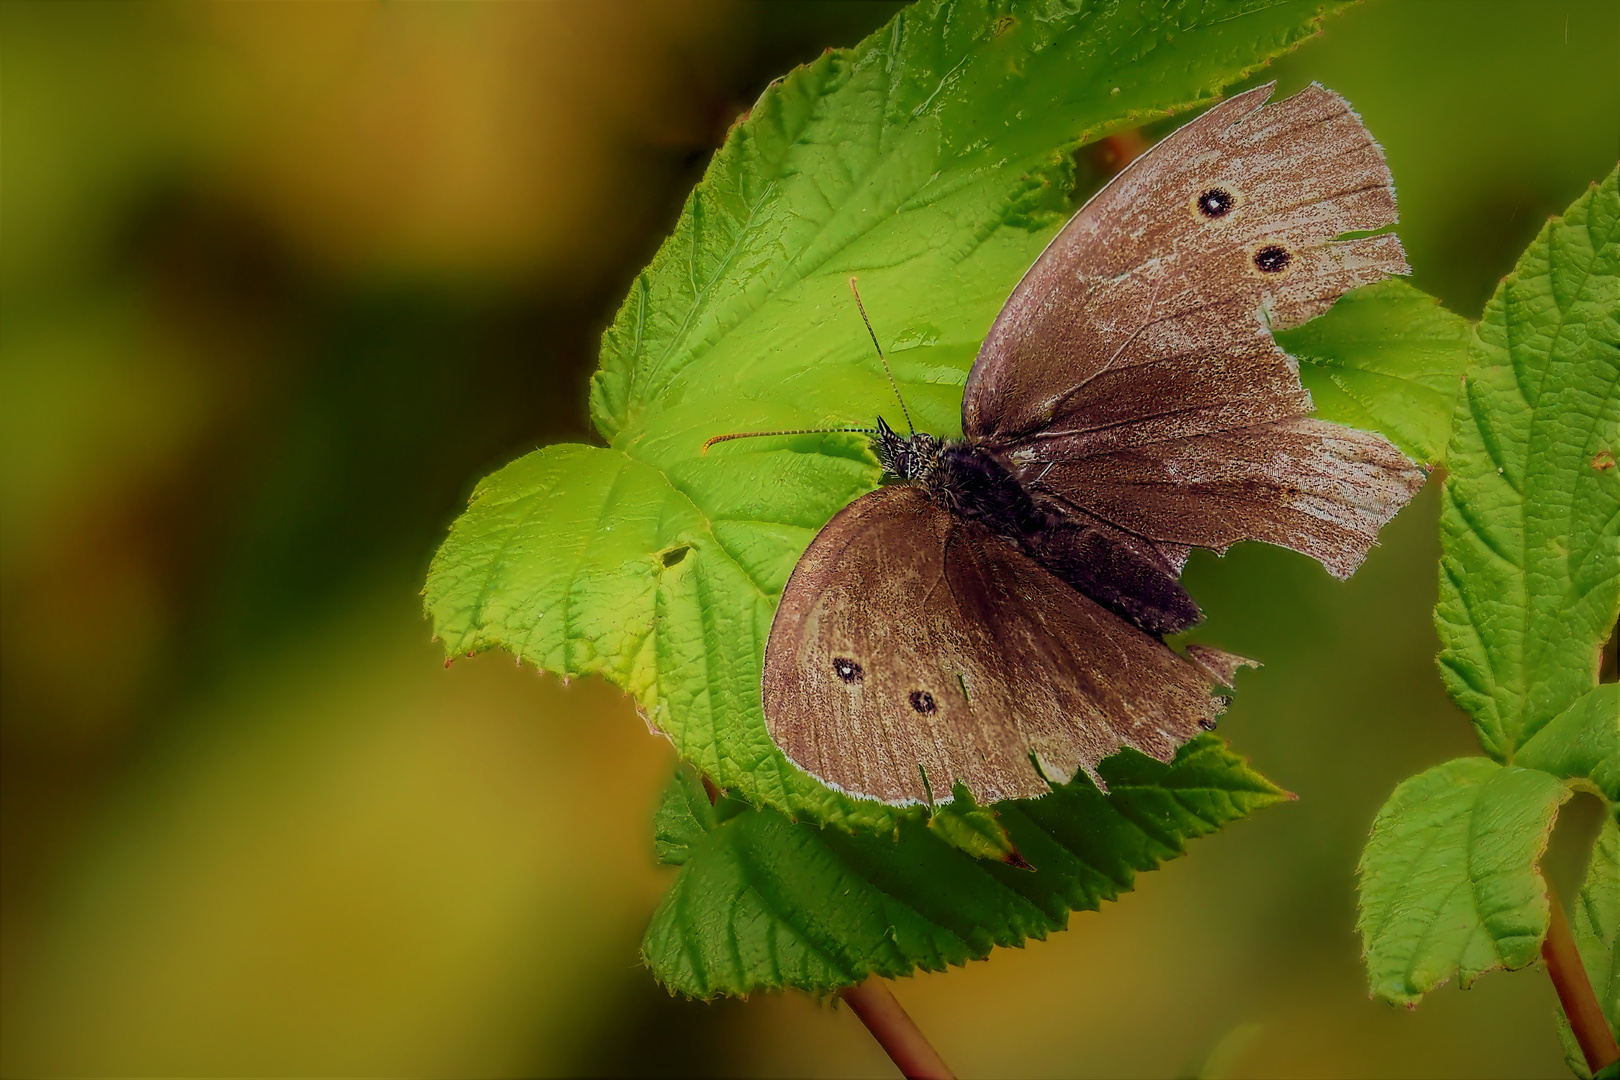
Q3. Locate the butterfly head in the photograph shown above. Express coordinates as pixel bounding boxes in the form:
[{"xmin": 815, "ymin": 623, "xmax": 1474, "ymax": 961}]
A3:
[{"xmin": 872, "ymin": 416, "xmax": 942, "ymax": 481}]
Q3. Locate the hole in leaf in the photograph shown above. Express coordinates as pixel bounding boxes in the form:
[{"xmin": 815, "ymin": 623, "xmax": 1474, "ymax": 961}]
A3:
[{"xmin": 661, "ymin": 546, "xmax": 690, "ymax": 567}]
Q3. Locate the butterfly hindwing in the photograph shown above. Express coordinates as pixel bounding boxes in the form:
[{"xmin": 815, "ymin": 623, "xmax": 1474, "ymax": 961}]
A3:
[{"xmin": 763, "ymin": 485, "xmax": 1227, "ymax": 805}]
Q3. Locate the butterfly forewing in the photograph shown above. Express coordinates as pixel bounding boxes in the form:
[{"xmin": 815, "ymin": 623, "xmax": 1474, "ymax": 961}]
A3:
[
  {"xmin": 764, "ymin": 485, "xmax": 1226, "ymax": 805},
  {"xmin": 964, "ymin": 82, "xmax": 1424, "ymax": 578}
]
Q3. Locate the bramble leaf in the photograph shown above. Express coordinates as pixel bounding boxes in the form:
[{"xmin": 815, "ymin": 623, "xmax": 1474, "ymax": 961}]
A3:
[
  {"xmin": 1517, "ymin": 684, "xmax": 1620, "ymax": 803},
  {"xmin": 427, "ymin": 0, "xmax": 1350, "ymax": 828},
  {"xmin": 1277, "ymin": 278, "xmax": 1472, "ymax": 464},
  {"xmin": 1358, "ymin": 758, "xmax": 1569, "ymax": 1006},
  {"xmin": 1557, "ymin": 814, "xmax": 1620, "ymax": 1079},
  {"xmin": 1435, "ymin": 166, "xmax": 1620, "ymax": 759},
  {"xmin": 643, "ymin": 734, "xmax": 1287, "ymax": 997}
]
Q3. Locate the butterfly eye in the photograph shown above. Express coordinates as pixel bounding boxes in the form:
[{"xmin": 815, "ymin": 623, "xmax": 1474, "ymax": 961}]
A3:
[
  {"xmin": 833, "ymin": 657, "xmax": 863, "ymax": 684},
  {"xmin": 1197, "ymin": 188, "xmax": 1233, "ymax": 218},
  {"xmin": 909, "ymin": 690, "xmax": 937, "ymax": 715},
  {"xmin": 1253, "ymin": 244, "xmax": 1292, "ymax": 273}
]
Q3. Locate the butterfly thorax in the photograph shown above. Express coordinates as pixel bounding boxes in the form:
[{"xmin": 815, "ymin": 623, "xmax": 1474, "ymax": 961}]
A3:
[{"xmin": 872, "ymin": 417, "xmax": 1045, "ymax": 538}]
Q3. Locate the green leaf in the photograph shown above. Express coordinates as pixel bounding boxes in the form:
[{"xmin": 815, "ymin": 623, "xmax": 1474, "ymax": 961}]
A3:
[
  {"xmin": 1435, "ymin": 166, "xmax": 1620, "ymax": 759},
  {"xmin": 1518, "ymin": 685, "xmax": 1620, "ymax": 803},
  {"xmin": 1277, "ymin": 278, "xmax": 1472, "ymax": 464},
  {"xmin": 927, "ymin": 786, "xmax": 1027, "ymax": 867},
  {"xmin": 1557, "ymin": 813, "xmax": 1620, "ymax": 1080},
  {"xmin": 642, "ymin": 734, "xmax": 1288, "ymax": 998},
  {"xmin": 1357, "ymin": 758, "xmax": 1569, "ymax": 1006},
  {"xmin": 653, "ymin": 767, "xmax": 719, "ymax": 867},
  {"xmin": 427, "ymin": 0, "xmax": 1350, "ymax": 829}
]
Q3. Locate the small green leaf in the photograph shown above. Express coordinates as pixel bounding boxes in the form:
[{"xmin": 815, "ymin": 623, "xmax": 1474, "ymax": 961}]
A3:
[
  {"xmin": 1557, "ymin": 813, "xmax": 1620, "ymax": 1080},
  {"xmin": 427, "ymin": 0, "xmax": 1351, "ymax": 828},
  {"xmin": 1436, "ymin": 166, "xmax": 1620, "ymax": 759},
  {"xmin": 928, "ymin": 786, "xmax": 1027, "ymax": 867},
  {"xmin": 643, "ymin": 734, "xmax": 1287, "ymax": 998},
  {"xmin": 653, "ymin": 768, "xmax": 719, "ymax": 867},
  {"xmin": 1518, "ymin": 685, "xmax": 1620, "ymax": 803},
  {"xmin": 1277, "ymin": 278, "xmax": 1472, "ymax": 464},
  {"xmin": 1358, "ymin": 758, "xmax": 1569, "ymax": 1005}
]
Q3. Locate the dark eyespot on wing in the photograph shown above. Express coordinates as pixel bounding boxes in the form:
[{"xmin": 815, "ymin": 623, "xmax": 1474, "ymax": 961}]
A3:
[
  {"xmin": 909, "ymin": 690, "xmax": 937, "ymax": 715},
  {"xmin": 833, "ymin": 657, "xmax": 863, "ymax": 684},
  {"xmin": 1253, "ymin": 244, "xmax": 1291, "ymax": 273},
  {"xmin": 1197, "ymin": 188, "xmax": 1233, "ymax": 218},
  {"xmin": 660, "ymin": 546, "xmax": 690, "ymax": 567}
]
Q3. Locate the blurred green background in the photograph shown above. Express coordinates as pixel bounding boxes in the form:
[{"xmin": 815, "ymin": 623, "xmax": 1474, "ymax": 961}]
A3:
[{"xmin": 2, "ymin": 1, "xmax": 1616, "ymax": 1076}]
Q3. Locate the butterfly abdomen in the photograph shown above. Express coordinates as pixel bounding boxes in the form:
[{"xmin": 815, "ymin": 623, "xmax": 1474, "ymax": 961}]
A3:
[
  {"xmin": 920, "ymin": 441, "xmax": 1202, "ymax": 637},
  {"xmin": 1022, "ymin": 521, "xmax": 1203, "ymax": 636}
]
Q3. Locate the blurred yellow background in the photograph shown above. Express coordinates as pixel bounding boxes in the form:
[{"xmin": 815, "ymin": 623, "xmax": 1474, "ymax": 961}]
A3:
[{"xmin": 2, "ymin": 1, "xmax": 1616, "ymax": 1076}]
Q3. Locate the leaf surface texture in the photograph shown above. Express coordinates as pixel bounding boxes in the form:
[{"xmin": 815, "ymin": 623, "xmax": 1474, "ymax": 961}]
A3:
[{"xmin": 644, "ymin": 735, "xmax": 1287, "ymax": 996}]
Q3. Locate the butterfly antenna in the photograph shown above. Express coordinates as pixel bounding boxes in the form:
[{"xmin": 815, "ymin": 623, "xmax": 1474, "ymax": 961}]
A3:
[
  {"xmin": 700, "ymin": 426, "xmax": 874, "ymax": 454},
  {"xmin": 848, "ymin": 277, "xmax": 915, "ymax": 437}
]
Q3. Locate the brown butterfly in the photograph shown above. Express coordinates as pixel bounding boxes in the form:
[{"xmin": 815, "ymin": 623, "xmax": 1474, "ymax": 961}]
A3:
[{"xmin": 755, "ymin": 83, "xmax": 1425, "ymax": 806}]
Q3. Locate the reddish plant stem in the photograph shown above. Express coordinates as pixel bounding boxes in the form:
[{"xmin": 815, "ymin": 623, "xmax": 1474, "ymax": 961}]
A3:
[
  {"xmin": 839, "ymin": 977, "xmax": 955, "ymax": 1079},
  {"xmin": 1544, "ymin": 880, "xmax": 1619, "ymax": 1074}
]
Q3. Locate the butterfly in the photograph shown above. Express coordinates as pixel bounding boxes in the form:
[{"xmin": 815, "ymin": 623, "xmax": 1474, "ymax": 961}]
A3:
[{"xmin": 750, "ymin": 83, "xmax": 1425, "ymax": 806}]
